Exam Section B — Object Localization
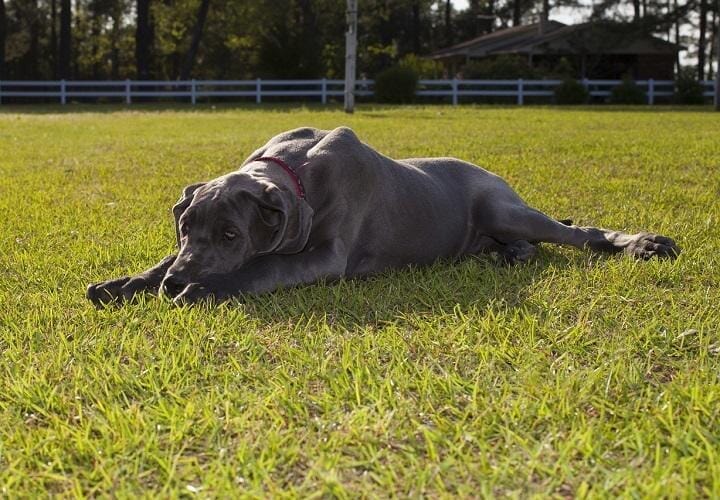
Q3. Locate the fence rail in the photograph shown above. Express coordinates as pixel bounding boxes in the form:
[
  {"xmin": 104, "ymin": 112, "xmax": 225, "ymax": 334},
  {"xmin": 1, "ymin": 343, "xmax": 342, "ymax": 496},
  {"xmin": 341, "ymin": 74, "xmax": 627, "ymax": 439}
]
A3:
[{"xmin": 0, "ymin": 78, "xmax": 716, "ymax": 105}]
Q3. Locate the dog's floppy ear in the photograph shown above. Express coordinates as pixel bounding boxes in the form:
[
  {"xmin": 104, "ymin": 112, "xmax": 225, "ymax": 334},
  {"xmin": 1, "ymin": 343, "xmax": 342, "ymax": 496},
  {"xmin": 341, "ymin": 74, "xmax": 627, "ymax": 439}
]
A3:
[
  {"xmin": 250, "ymin": 185, "xmax": 313, "ymax": 255},
  {"xmin": 172, "ymin": 183, "xmax": 205, "ymax": 247}
]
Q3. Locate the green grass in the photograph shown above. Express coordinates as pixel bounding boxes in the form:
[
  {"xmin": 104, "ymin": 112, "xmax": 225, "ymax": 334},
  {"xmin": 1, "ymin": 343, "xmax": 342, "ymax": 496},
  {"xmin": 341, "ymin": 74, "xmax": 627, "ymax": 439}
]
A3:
[{"xmin": 1, "ymin": 104, "xmax": 719, "ymax": 497}]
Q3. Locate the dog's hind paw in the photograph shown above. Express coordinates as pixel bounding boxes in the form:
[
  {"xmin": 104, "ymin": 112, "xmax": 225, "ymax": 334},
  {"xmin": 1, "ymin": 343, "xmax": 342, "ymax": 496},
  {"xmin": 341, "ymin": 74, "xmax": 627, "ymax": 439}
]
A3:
[{"xmin": 497, "ymin": 239, "xmax": 538, "ymax": 265}]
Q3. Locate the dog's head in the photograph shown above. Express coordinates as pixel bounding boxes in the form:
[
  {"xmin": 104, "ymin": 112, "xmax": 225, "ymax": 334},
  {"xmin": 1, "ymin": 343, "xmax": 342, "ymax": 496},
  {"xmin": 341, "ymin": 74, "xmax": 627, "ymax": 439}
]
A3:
[{"xmin": 161, "ymin": 172, "xmax": 313, "ymax": 296}]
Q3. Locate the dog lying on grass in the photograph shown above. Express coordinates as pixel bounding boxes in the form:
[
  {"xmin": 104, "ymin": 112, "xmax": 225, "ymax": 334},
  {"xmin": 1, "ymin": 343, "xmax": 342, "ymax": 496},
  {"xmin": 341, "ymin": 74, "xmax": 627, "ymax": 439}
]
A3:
[{"xmin": 87, "ymin": 126, "xmax": 680, "ymax": 306}]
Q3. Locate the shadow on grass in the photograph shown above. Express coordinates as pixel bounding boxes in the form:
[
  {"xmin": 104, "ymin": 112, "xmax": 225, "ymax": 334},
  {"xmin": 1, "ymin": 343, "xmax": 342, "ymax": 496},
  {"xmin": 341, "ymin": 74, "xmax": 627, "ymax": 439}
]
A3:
[{"xmin": 235, "ymin": 247, "xmax": 573, "ymax": 329}]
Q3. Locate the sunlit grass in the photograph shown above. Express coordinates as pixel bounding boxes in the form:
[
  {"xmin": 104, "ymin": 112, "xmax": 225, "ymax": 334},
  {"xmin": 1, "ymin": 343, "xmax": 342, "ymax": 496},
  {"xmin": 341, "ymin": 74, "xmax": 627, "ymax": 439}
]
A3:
[{"xmin": 1, "ymin": 104, "xmax": 719, "ymax": 496}]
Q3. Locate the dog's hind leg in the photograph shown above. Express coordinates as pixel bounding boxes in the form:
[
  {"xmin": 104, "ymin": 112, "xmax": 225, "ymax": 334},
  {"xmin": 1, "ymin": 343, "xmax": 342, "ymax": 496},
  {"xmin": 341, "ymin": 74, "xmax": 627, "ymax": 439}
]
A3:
[
  {"xmin": 87, "ymin": 254, "xmax": 177, "ymax": 306},
  {"xmin": 487, "ymin": 204, "xmax": 680, "ymax": 260}
]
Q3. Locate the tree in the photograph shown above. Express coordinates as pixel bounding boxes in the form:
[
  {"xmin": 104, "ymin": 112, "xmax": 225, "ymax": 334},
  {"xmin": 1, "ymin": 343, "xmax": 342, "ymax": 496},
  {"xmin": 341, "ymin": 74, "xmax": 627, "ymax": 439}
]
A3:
[
  {"xmin": 513, "ymin": 0, "xmax": 522, "ymax": 25},
  {"xmin": 59, "ymin": 0, "xmax": 72, "ymax": 78},
  {"xmin": 179, "ymin": 0, "xmax": 211, "ymax": 80},
  {"xmin": 135, "ymin": 0, "xmax": 153, "ymax": 78},
  {"xmin": 699, "ymin": 0, "xmax": 708, "ymax": 79},
  {"xmin": 0, "ymin": 0, "xmax": 5, "ymax": 79}
]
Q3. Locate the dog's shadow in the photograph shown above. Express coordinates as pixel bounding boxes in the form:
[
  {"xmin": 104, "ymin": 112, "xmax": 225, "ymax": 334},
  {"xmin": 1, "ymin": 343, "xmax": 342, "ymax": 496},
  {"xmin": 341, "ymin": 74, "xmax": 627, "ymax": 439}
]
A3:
[{"xmin": 235, "ymin": 248, "xmax": 575, "ymax": 330}]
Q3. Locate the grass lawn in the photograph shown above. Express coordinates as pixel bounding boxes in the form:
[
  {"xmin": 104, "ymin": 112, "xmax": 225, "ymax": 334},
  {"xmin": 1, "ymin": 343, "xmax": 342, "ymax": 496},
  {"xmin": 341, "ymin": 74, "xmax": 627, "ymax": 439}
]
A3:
[{"xmin": 1, "ymin": 104, "xmax": 719, "ymax": 497}]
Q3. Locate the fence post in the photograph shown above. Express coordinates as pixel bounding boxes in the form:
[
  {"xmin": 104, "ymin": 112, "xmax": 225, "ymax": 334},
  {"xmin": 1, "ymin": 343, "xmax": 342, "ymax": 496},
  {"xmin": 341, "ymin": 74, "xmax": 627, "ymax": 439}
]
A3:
[
  {"xmin": 60, "ymin": 80, "xmax": 67, "ymax": 105},
  {"xmin": 125, "ymin": 79, "xmax": 131, "ymax": 104},
  {"xmin": 517, "ymin": 78, "xmax": 524, "ymax": 105},
  {"xmin": 321, "ymin": 78, "xmax": 327, "ymax": 104},
  {"xmin": 647, "ymin": 78, "xmax": 654, "ymax": 105},
  {"xmin": 191, "ymin": 79, "xmax": 197, "ymax": 105},
  {"xmin": 256, "ymin": 78, "xmax": 262, "ymax": 104},
  {"xmin": 451, "ymin": 78, "xmax": 458, "ymax": 106}
]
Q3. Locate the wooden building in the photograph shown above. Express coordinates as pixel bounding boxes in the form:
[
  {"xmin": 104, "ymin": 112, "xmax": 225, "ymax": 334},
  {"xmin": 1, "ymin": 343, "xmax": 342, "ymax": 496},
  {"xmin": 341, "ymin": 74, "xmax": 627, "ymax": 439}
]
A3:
[{"xmin": 430, "ymin": 20, "xmax": 683, "ymax": 80}]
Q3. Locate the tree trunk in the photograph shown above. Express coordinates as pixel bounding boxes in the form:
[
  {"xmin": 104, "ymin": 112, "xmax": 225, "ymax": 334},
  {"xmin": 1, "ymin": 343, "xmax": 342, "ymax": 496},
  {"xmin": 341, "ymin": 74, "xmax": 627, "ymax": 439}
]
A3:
[
  {"xmin": 110, "ymin": 9, "xmax": 120, "ymax": 79},
  {"xmin": 444, "ymin": 0, "xmax": 452, "ymax": 46},
  {"xmin": 179, "ymin": 0, "xmax": 210, "ymax": 80},
  {"xmin": 709, "ymin": 1, "xmax": 717, "ymax": 79},
  {"xmin": 633, "ymin": 0, "xmax": 641, "ymax": 21},
  {"xmin": 411, "ymin": 0, "xmax": 420, "ymax": 53},
  {"xmin": 59, "ymin": 0, "xmax": 72, "ymax": 79},
  {"xmin": 28, "ymin": 0, "xmax": 40, "ymax": 78},
  {"xmin": 674, "ymin": 0, "xmax": 680, "ymax": 74},
  {"xmin": 0, "ymin": 0, "xmax": 5, "ymax": 79},
  {"xmin": 716, "ymin": 0, "xmax": 720, "ymax": 110},
  {"xmin": 539, "ymin": 0, "xmax": 550, "ymax": 34},
  {"xmin": 513, "ymin": 0, "xmax": 522, "ymax": 26},
  {"xmin": 699, "ymin": 0, "xmax": 708, "ymax": 80},
  {"xmin": 136, "ymin": 0, "xmax": 153, "ymax": 79},
  {"xmin": 486, "ymin": 0, "xmax": 495, "ymax": 33},
  {"xmin": 51, "ymin": 0, "xmax": 57, "ymax": 78}
]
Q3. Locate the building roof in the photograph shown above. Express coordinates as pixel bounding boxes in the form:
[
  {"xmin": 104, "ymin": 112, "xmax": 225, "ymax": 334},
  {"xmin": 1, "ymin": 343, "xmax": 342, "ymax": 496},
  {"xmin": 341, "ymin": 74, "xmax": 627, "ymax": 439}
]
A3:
[{"xmin": 430, "ymin": 21, "xmax": 683, "ymax": 60}]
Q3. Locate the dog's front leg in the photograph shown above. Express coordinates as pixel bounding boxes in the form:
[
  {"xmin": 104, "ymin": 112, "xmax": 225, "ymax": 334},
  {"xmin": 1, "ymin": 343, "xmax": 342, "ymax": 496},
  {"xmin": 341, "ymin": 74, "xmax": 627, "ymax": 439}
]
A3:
[
  {"xmin": 173, "ymin": 241, "xmax": 347, "ymax": 305},
  {"xmin": 87, "ymin": 254, "xmax": 177, "ymax": 306}
]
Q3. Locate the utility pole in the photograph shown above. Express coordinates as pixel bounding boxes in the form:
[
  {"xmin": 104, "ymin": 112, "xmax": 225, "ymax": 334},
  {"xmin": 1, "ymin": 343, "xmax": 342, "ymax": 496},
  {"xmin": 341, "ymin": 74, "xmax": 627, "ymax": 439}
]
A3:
[{"xmin": 344, "ymin": 0, "xmax": 358, "ymax": 114}]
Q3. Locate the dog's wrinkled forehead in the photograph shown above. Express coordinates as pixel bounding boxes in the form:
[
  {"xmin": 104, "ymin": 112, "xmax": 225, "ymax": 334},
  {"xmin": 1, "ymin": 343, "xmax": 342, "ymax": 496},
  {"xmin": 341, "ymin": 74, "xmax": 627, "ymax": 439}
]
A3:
[{"xmin": 186, "ymin": 173, "xmax": 271, "ymax": 215}]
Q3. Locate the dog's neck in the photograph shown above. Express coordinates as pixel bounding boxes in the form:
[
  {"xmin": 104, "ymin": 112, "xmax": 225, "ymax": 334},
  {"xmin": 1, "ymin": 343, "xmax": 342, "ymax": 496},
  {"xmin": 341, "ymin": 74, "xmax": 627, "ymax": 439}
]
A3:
[{"xmin": 249, "ymin": 156, "xmax": 308, "ymax": 200}]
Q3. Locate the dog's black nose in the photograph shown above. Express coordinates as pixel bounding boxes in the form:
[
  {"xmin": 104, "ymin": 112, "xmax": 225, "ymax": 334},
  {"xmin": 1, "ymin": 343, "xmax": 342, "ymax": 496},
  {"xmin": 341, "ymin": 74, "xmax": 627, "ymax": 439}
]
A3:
[{"xmin": 161, "ymin": 274, "xmax": 187, "ymax": 298}]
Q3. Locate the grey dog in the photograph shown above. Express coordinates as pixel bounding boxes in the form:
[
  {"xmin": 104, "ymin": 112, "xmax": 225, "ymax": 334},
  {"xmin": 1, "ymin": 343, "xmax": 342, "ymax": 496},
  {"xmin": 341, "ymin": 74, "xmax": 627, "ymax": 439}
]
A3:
[{"xmin": 86, "ymin": 126, "xmax": 680, "ymax": 306}]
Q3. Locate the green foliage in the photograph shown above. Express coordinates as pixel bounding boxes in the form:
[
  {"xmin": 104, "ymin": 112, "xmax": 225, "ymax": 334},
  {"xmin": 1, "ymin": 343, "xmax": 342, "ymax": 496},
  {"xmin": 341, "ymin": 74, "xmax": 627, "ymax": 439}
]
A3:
[
  {"xmin": 461, "ymin": 55, "xmax": 537, "ymax": 79},
  {"xmin": 674, "ymin": 67, "xmax": 706, "ymax": 105},
  {"xmin": 1, "ymin": 105, "xmax": 718, "ymax": 496},
  {"xmin": 549, "ymin": 57, "xmax": 577, "ymax": 79},
  {"xmin": 398, "ymin": 54, "xmax": 442, "ymax": 79},
  {"xmin": 611, "ymin": 77, "xmax": 647, "ymax": 105},
  {"xmin": 554, "ymin": 78, "xmax": 589, "ymax": 104},
  {"xmin": 374, "ymin": 65, "xmax": 418, "ymax": 103}
]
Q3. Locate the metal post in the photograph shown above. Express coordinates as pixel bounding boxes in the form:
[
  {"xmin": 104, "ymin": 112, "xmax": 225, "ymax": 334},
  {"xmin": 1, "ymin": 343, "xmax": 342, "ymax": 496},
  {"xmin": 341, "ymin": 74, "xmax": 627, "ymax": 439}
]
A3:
[
  {"xmin": 647, "ymin": 78, "xmax": 654, "ymax": 105},
  {"xmin": 344, "ymin": 0, "xmax": 358, "ymax": 113},
  {"xmin": 125, "ymin": 79, "xmax": 131, "ymax": 104},
  {"xmin": 60, "ymin": 80, "xmax": 67, "ymax": 105},
  {"xmin": 517, "ymin": 78, "xmax": 524, "ymax": 105},
  {"xmin": 256, "ymin": 78, "xmax": 262, "ymax": 104},
  {"xmin": 191, "ymin": 79, "xmax": 197, "ymax": 105},
  {"xmin": 451, "ymin": 78, "xmax": 458, "ymax": 106},
  {"xmin": 321, "ymin": 78, "xmax": 327, "ymax": 104}
]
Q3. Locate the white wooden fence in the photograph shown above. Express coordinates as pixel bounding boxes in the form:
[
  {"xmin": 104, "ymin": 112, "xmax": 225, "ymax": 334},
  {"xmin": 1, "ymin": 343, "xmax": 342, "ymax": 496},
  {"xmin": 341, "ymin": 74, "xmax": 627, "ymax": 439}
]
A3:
[{"xmin": 0, "ymin": 78, "xmax": 716, "ymax": 105}]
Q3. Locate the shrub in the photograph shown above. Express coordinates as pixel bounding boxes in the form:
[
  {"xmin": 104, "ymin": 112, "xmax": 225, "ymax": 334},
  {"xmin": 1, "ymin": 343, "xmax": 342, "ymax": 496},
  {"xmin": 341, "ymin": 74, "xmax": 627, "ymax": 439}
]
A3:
[
  {"xmin": 374, "ymin": 65, "xmax": 418, "ymax": 104},
  {"xmin": 674, "ymin": 67, "xmax": 705, "ymax": 104},
  {"xmin": 611, "ymin": 77, "xmax": 647, "ymax": 104},
  {"xmin": 398, "ymin": 54, "xmax": 442, "ymax": 79},
  {"xmin": 554, "ymin": 78, "xmax": 589, "ymax": 104}
]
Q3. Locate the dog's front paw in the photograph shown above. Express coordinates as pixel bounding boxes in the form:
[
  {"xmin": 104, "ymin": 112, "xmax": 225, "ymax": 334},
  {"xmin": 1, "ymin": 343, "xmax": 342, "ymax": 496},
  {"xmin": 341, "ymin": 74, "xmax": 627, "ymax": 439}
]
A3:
[
  {"xmin": 86, "ymin": 276, "xmax": 150, "ymax": 307},
  {"xmin": 172, "ymin": 283, "xmax": 219, "ymax": 306},
  {"xmin": 625, "ymin": 233, "xmax": 681, "ymax": 260}
]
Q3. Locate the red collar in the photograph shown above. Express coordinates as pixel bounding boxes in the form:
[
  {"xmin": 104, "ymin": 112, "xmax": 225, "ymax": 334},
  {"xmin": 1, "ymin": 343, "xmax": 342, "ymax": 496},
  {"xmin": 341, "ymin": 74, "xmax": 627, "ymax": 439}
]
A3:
[{"xmin": 253, "ymin": 156, "xmax": 307, "ymax": 199}]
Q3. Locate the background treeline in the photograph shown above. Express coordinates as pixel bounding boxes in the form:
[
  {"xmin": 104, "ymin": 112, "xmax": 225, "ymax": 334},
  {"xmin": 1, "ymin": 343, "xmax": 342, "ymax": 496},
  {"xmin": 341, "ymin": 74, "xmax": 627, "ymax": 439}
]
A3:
[{"xmin": 0, "ymin": 0, "xmax": 718, "ymax": 81}]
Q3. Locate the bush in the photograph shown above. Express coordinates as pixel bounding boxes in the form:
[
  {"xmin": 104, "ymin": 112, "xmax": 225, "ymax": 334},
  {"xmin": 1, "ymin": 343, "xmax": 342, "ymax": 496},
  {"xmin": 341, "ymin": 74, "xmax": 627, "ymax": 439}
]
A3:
[
  {"xmin": 554, "ymin": 79, "xmax": 589, "ymax": 104},
  {"xmin": 462, "ymin": 55, "xmax": 537, "ymax": 79},
  {"xmin": 398, "ymin": 54, "xmax": 442, "ymax": 79},
  {"xmin": 374, "ymin": 65, "xmax": 418, "ymax": 104},
  {"xmin": 674, "ymin": 67, "xmax": 705, "ymax": 104},
  {"xmin": 611, "ymin": 77, "xmax": 647, "ymax": 104}
]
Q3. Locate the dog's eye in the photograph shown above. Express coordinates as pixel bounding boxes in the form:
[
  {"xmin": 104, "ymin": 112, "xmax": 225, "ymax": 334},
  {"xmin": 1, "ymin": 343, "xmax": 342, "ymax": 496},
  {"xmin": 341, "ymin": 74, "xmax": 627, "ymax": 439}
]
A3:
[{"xmin": 223, "ymin": 230, "xmax": 237, "ymax": 241}]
